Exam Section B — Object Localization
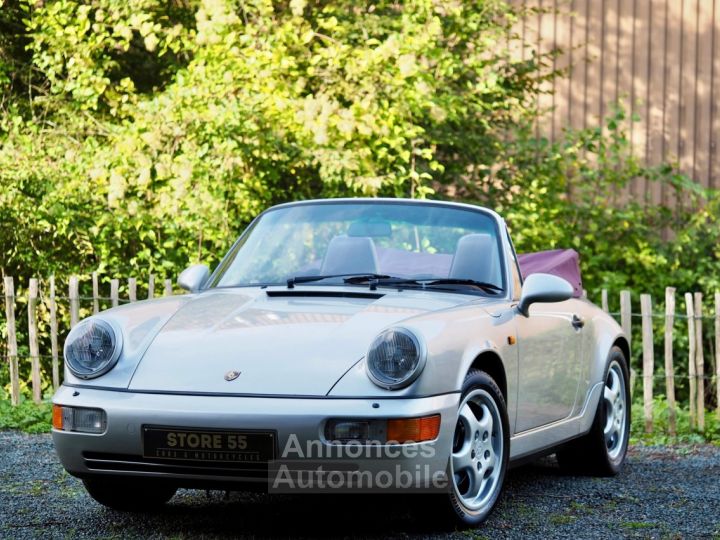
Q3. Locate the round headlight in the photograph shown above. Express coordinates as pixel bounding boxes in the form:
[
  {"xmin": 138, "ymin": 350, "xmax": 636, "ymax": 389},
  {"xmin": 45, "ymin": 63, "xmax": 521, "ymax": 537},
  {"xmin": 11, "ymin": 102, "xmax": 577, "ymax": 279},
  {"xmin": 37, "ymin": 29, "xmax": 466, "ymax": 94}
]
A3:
[
  {"xmin": 64, "ymin": 319, "xmax": 122, "ymax": 379},
  {"xmin": 366, "ymin": 328, "xmax": 426, "ymax": 389}
]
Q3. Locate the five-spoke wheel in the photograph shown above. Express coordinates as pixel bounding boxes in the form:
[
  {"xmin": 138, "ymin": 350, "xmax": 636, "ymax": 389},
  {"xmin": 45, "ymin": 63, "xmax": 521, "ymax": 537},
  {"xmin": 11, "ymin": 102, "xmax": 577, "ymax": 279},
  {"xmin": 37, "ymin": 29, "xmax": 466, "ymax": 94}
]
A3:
[
  {"xmin": 447, "ymin": 370, "xmax": 509, "ymax": 526},
  {"xmin": 556, "ymin": 346, "xmax": 630, "ymax": 476},
  {"xmin": 603, "ymin": 360, "xmax": 627, "ymax": 460}
]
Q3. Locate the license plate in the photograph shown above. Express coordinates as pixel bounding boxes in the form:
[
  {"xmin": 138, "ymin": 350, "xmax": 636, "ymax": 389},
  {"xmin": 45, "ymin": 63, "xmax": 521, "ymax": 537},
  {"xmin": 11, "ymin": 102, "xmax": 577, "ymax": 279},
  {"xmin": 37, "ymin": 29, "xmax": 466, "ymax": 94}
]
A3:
[{"xmin": 142, "ymin": 426, "xmax": 275, "ymax": 463}]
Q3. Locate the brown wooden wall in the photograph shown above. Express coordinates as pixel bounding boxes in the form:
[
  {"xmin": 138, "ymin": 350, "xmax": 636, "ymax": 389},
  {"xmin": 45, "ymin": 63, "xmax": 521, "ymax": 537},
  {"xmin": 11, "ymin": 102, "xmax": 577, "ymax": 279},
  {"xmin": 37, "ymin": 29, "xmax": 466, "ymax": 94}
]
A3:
[{"xmin": 511, "ymin": 0, "xmax": 719, "ymax": 206}]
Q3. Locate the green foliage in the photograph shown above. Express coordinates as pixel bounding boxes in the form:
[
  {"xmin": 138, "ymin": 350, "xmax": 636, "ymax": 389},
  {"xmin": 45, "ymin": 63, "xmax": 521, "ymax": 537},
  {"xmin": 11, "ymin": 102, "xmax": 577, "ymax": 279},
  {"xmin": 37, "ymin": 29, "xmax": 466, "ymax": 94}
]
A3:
[
  {"xmin": 0, "ymin": 393, "xmax": 53, "ymax": 433},
  {"xmin": 2, "ymin": 0, "xmax": 720, "ymax": 415},
  {"xmin": 1, "ymin": 0, "xmax": 547, "ymax": 280},
  {"xmin": 630, "ymin": 397, "xmax": 720, "ymax": 446}
]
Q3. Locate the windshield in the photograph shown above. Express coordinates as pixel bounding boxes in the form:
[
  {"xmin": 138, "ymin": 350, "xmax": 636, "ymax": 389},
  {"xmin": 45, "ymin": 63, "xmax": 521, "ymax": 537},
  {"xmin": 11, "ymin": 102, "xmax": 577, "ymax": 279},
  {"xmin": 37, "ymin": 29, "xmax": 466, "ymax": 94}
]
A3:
[{"xmin": 209, "ymin": 201, "xmax": 506, "ymax": 294}]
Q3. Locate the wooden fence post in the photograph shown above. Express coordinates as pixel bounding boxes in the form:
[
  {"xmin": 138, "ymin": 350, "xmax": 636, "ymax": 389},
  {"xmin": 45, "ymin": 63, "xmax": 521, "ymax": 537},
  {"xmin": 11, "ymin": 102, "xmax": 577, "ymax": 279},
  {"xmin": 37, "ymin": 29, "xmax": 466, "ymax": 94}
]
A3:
[
  {"xmin": 601, "ymin": 289, "xmax": 609, "ymax": 313},
  {"xmin": 27, "ymin": 279, "xmax": 41, "ymax": 404},
  {"xmin": 664, "ymin": 287, "xmax": 676, "ymax": 435},
  {"xmin": 694, "ymin": 292, "xmax": 705, "ymax": 431},
  {"xmin": 69, "ymin": 276, "xmax": 79, "ymax": 328},
  {"xmin": 49, "ymin": 276, "xmax": 59, "ymax": 390},
  {"xmin": 110, "ymin": 279, "xmax": 119, "ymax": 308},
  {"xmin": 620, "ymin": 290, "xmax": 633, "ymax": 395},
  {"xmin": 164, "ymin": 279, "xmax": 172, "ymax": 296},
  {"xmin": 147, "ymin": 274, "xmax": 155, "ymax": 299},
  {"xmin": 640, "ymin": 294, "xmax": 654, "ymax": 433},
  {"xmin": 685, "ymin": 292, "xmax": 697, "ymax": 429},
  {"xmin": 3, "ymin": 277, "xmax": 20, "ymax": 406},
  {"xmin": 128, "ymin": 278, "xmax": 137, "ymax": 303},
  {"xmin": 716, "ymin": 292, "xmax": 720, "ymax": 421},
  {"xmin": 92, "ymin": 271, "xmax": 99, "ymax": 314}
]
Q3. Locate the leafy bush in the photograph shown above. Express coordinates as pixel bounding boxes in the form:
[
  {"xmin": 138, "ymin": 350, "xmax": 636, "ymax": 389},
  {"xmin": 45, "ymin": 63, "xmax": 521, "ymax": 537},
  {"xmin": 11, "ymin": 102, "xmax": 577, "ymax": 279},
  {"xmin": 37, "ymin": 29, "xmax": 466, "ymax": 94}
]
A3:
[
  {"xmin": 631, "ymin": 397, "xmax": 720, "ymax": 446},
  {"xmin": 2, "ymin": 1, "xmax": 720, "ymax": 414},
  {"xmin": 0, "ymin": 394, "xmax": 53, "ymax": 433}
]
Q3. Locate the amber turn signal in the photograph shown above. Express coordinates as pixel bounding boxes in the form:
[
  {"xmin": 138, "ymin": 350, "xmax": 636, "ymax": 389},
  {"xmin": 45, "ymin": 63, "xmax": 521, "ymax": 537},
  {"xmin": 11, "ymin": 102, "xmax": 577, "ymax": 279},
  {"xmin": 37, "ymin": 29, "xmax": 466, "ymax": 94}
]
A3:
[
  {"xmin": 387, "ymin": 414, "xmax": 441, "ymax": 443},
  {"xmin": 52, "ymin": 404, "xmax": 63, "ymax": 430}
]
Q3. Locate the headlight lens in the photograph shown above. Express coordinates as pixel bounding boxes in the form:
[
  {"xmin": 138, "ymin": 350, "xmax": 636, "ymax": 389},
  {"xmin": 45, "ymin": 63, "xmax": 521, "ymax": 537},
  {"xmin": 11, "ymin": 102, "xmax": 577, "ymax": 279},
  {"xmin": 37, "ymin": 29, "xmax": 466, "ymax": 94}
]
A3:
[
  {"xmin": 366, "ymin": 328, "xmax": 426, "ymax": 389},
  {"xmin": 64, "ymin": 319, "xmax": 122, "ymax": 379}
]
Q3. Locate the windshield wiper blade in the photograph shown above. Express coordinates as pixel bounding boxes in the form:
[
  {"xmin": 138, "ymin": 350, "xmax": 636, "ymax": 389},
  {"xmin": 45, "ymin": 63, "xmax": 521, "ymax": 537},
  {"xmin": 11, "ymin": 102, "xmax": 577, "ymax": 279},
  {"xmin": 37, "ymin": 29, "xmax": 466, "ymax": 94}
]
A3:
[
  {"xmin": 287, "ymin": 273, "xmax": 390, "ymax": 288},
  {"xmin": 368, "ymin": 277, "xmax": 503, "ymax": 294},
  {"xmin": 423, "ymin": 279, "xmax": 504, "ymax": 292}
]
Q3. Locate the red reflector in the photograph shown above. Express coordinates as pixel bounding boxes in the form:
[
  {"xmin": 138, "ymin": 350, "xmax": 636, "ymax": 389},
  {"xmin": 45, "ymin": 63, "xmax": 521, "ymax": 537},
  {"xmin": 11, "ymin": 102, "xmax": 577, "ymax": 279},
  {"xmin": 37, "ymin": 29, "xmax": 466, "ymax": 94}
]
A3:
[{"xmin": 387, "ymin": 415, "xmax": 441, "ymax": 443}]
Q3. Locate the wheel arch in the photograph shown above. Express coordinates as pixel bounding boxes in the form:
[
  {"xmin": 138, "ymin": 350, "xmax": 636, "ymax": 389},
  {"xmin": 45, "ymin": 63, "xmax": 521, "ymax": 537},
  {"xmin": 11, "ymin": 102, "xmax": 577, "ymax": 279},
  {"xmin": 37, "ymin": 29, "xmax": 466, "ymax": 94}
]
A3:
[
  {"xmin": 613, "ymin": 336, "xmax": 630, "ymax": 367},
  {"xmin": 468, "ymin": 351, "xmax": 508, "ymax": 403}
]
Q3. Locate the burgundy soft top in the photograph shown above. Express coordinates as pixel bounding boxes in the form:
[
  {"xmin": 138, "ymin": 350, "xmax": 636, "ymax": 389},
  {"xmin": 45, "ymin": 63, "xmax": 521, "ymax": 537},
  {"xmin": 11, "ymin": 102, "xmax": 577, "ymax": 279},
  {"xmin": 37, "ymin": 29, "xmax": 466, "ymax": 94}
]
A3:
[{"xmin": 517, "ymin": 249, "xmax": 583, "ymax": 298}]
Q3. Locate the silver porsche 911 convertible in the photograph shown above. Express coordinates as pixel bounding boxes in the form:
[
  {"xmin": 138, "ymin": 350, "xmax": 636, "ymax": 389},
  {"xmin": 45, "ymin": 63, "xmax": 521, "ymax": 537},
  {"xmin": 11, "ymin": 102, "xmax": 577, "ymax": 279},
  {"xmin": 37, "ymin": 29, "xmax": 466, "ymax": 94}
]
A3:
[{"xmin": 52, "ymin": 198, "xmax": 630, "ymax": 526}]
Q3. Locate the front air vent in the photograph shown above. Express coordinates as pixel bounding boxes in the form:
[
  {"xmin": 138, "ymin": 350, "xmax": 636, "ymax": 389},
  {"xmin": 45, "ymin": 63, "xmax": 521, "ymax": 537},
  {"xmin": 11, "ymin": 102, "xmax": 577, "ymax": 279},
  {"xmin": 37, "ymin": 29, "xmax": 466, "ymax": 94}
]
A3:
[{"xmin": 266, "ymin": 290, "xmax": 384, "ymax": 300}]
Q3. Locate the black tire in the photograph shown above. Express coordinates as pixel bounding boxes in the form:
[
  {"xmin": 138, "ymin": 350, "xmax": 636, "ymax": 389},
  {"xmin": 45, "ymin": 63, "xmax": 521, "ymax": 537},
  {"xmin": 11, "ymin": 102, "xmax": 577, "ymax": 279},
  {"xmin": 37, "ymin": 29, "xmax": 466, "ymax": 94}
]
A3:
[
  {"xmin": 83, "ymin": 477, "xmax": 177, "ymax": 511},
  {"xmin": 556, "ymin": 346, "xmax": 631, "ymax": 476},
  {"xmin": 446, "ymin": 369, "xmax": 510, "ymax": 527}
]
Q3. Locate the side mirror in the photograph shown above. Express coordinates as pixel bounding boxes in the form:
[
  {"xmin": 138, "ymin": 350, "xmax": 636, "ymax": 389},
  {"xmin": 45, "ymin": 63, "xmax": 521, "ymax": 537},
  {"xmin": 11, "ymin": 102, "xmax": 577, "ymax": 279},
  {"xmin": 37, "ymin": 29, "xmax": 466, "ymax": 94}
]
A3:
[
  {"xmin": 178, "ymin": 264, "xmax": 209, "ymax": 293},
  {"xmin": 517, "ymin": 273, "xmax": 574, "ymax": 317}
]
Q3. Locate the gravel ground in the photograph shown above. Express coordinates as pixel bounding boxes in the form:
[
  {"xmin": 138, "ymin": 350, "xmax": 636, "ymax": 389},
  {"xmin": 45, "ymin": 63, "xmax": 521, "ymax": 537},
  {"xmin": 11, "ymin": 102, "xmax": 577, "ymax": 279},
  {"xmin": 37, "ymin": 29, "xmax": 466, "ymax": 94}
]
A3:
[{"xmin": 1, "ymin": 431, "xmax": 719, "ymax": 539}]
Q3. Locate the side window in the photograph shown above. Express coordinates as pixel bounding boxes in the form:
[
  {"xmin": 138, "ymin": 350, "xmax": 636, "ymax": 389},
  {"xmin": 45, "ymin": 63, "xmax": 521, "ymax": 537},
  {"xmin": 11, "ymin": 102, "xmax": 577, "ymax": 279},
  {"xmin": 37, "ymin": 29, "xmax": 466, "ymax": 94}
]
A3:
[{"xmin": 506, "ymin": 231, "xmax": 523, "ymax": 300}]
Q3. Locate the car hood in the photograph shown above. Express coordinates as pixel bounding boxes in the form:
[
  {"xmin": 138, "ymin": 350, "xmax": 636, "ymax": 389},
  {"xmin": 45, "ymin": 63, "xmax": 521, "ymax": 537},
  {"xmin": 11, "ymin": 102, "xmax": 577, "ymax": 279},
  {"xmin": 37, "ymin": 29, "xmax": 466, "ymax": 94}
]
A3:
[{"xmin": 128, "ymin": 288, "xmax": 474, "ymax": 396}]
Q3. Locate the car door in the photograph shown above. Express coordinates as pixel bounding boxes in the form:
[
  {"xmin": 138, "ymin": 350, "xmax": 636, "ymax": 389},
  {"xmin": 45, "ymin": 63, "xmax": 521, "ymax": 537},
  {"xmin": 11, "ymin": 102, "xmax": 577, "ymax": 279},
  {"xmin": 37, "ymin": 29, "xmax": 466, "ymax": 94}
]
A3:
[{"xmin": 513, "ymin": 299, "xmax": 583, "ymax": 433}]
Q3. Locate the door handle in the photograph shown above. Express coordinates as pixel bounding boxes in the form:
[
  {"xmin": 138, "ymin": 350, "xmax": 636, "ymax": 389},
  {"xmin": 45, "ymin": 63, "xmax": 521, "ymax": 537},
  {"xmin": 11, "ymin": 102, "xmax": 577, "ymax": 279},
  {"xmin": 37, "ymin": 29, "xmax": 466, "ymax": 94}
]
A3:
[{"xmin": 572, "ymin": 314, "xmax": 585, "ymax": 329}]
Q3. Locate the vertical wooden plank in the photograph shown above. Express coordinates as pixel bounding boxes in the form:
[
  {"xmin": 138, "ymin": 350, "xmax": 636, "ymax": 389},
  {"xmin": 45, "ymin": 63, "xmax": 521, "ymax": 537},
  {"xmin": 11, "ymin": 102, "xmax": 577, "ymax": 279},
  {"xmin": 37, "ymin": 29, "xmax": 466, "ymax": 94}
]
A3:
[
  {"xmin": 694, "ymin": 292, "xmax": 705, "ymax": 431},
  {"xmin": 620, "ymin": 290, "xmax": 632, "ymax": 348},
  {"xmin": 693, "ymin": 0, "xmax": 713, "ymax": 191},
  {"xmin": 663, "ymin": 0, "xmax": 683, "ymax": 209},
  {"xmin": 568, "ymin": 0, "xmax": 589, "ymax": 131},
  {"xmin": 128, "ymin": 278, "xmax": 137, "ymax": 303},
  {"xmin": 618, "ymin": 0, "xmax": 636, "ymax": 152},
  {"xmin": 3, "ymin": 277, "xmax": 19, "ymax": 406},
  {"xmin": 602, "ymin": 0, "xmax": 623, "ymax": 178},
  {"xmin": 664, "ymin": 287, "xmax": 676, "ymax": 435},
  {"xmin": 551, "ymin": 0, "xmax": 570, "ymax": 141},
  {"xmin": 640, "ymin": 0, "xmax": 653, "ymax": 200},
  {"xmin": 49, "ymin": 276, "xmax": 59, "ymax": 390},
  {"xmin": 647, "ymin": 0, "xmax": 668, "ymax": 204},
  {"xmin": 147, "ymin": 274, "xmax": 155, "ymax": 300},
  {"xmin": 110, "ymin": 279, "xmax": 119, "ymax": 308},
  {"xmin": 536, "ymin": 0, "xmax": 543, "ymax": 142},
  {"xmin": 685, "ymin": 292, "xmax": 697, "ymax": 428},
  {"xmin": 678, "ymin": 0, "xmax": 699, "ymax": 210},
  {"xmin": 640, "ymin": 294, "xmax": 654, "ymax": 433},
  {"xmin": 629, "ymin": 0, "xmax": 642, "ymax": 158},
  {"xmin": 27, "ymin": 279, "xmax": 41, "ymax": 404},
  {"xmin": 620, "ymin": 290, "xmax": 633, "ymax": 396},
  {"xmin": 711, "ymin": 0, "xmax": 720, "ymax": 190},
  {"xmin": 585, "ymin": 0, "xmax": 603, "ymax": 131},
  {"xmin": 92, "ymin": 271, "xmax": 99, "ymax": 314},
  {"xmin": 164, "ymin": 279, "xmax": 173, "ymax": 297},
  {"xmin": 628, "ymin": 0, "xmax": 653, "ymax": 200},
  {"xmin": 69, "ymin": 276, "xmax": 79, "ymax": 329},
  {"xmin": 601, "ymin": 289, "xmax": 609, "ymax": 313},
  {"xmin": 715, "ymin": 291, "xmax": 720, "ymax": 420}
]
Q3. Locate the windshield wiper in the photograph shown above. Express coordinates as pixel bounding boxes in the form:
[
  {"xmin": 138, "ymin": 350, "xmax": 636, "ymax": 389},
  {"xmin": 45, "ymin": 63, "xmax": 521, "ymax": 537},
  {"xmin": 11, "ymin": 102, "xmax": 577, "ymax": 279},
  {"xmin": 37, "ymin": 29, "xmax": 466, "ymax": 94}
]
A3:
[
  {"xmin": 348, "ymin": 276, "xmax": 504, "ymax": 294},
  {"xmin": 422, "ymin": 279, "xmax": 504, "ymax": 292},
  {"xmin": 287, "ymin": 273, "xmax": 390, "ymax": 288}
]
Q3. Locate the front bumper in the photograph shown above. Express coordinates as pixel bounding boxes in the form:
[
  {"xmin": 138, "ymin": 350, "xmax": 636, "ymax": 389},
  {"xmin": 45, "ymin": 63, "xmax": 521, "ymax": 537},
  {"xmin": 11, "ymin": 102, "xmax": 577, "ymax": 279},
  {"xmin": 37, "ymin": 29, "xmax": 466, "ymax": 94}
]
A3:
[{"xmin": 52, "ymin": 386, "xmax": 458, "ymax": 492}]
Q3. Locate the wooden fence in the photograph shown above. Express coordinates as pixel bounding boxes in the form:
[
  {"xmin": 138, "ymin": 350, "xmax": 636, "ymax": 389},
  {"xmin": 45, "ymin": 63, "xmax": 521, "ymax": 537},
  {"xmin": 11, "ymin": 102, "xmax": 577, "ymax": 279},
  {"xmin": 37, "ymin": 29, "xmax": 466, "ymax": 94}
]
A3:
[
  {"xmin": 600, "ymin": 287, "xmax": 720, "ymax": 434},
  {"xmin": 1, "ymin": 274, "xmax": 174, "ymax": 406},
  {"xmin": 1, "ymin": 276, "xmax": 719, "ymax": 434},
  {"xmin": 510, "ymin": 0, "xmax": 720, "ymax": 207}
]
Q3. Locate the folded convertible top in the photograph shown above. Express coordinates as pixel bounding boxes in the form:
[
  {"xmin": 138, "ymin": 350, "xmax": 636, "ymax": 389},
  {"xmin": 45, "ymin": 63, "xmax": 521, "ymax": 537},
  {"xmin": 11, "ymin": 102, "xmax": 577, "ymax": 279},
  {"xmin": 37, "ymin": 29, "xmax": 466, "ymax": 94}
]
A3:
[{"xmin": 517, "ymin": 249, "xmax": 583, "ymax": 298}]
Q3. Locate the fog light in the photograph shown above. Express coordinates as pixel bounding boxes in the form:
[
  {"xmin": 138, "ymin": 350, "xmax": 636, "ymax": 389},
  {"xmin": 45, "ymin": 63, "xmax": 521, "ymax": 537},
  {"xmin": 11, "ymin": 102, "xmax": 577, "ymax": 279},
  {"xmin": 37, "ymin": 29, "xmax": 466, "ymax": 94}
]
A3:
[
  {"xmin": 52, "ymin": 405, "xmax": 107, "ymax": 434},
  {"xmin": 326, "ymin": 420, "xmax": 371, "ymax": 441},
  {"xmin": 387, "ymin": 415, "xmax": 441, "ymax": 443}
]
